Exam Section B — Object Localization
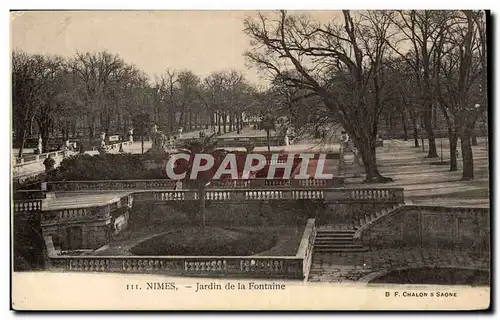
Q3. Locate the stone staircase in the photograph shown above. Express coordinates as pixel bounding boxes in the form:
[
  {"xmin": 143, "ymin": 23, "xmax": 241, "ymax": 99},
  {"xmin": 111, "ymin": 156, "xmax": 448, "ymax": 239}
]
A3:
[
  {"xmin": 314, "ymin": 203, "xmax": 406, "ymax": 253},
  {"xmin": 314, "ymin": 229, "xmax": 367, "ymax": 253},
  {"xmin": 353, "ymin": 203, "xmax": 404, "ymax": 229}
]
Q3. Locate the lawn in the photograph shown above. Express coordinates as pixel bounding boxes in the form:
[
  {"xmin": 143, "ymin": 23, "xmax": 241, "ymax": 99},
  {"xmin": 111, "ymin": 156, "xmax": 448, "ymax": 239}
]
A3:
[{"xmin": 96, "ymin": 223, "xmax": 305, "ymax": 257}]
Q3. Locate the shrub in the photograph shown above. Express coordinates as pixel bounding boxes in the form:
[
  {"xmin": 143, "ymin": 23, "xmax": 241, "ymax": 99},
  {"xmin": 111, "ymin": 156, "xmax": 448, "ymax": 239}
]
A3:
[{"xmin": 51, "ymin": 153, "xmax": 168, "ymax": 181}]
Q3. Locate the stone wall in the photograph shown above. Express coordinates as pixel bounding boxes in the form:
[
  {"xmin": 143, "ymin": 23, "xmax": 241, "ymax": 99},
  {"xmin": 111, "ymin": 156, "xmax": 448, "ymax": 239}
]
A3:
[
  {"xmin": 358, "ymin": 206, "xmax": 490, "ymax": 252},
  {"xmin": 321, "ymin": 202, "xmax": 399, "ymax": 225},
  {"xmin": 130, "ymin": 200, "xmax": 324, "ymax": 228},
  {"xmin": 13, "ymin": 214, "xmax": 46, "ymax": 271},
  {"xmin": 130, "ymin": 198, "xmax": 404, "ymax": 228},
  {"xmin": 42, "ymin": 217, "xmax": 113, "ymax": 250}
]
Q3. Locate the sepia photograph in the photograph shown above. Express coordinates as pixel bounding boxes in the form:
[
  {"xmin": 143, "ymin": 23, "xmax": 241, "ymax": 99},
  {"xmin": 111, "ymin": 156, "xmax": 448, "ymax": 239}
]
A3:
[{"xmin": 9, "ymin": 8, "xmax": 491, "ymax": 311}]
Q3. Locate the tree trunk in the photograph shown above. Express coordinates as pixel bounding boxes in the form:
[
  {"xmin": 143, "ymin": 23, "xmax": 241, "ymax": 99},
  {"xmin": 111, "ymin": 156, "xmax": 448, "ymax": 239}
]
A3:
[
  {"xmin": 410, "ymin": 111, "xmax": 419, "ymax": 148},
  {"xmin": 448, "ymin": 128, "xmax": 458, "ymax": 171},
  {"xmin": 266, "ymin": 129, "xmax": 271, "ymax": 152},
  {"xmin": 223, "ymin": 113, "xmax": 228, "ymax": 133},
  {"xmin": 236, "ymin": 115, "xmax": 240, "ymax": 134},
  {"xmin": 424, "ymin": 108, "xmax": 438, "ymax": 158},
  {"xmin": 471, "ymin": 128, "xmax": 478, "ymax": 146},
  {"xmin": 189, "ymin": 111, "xmax": 193, "ymax": 130},
  {"xmin": 401, "ymin": 112, "xmax": 408, "ymax": 141},
  {"xmin": 18, "ymin": 128, "xmax": 27, "ymax": 158},
  {"xmin": 199, "ymin": 186, "xmax": 206, "ymax": 227},
  {"xmin": 217, "ymin": 112, "xmax": 222, "ymax": 134},
  {"xmin": 460, "ymin": 129, "xmax": 474, "ymax": 180},
  {"xmin": 209, "ymin": 111, "xmax": 214, "ymax": 128},
  {"xmin": 354, "ymin": 136, "xmax": 393, "ymax": 183}
]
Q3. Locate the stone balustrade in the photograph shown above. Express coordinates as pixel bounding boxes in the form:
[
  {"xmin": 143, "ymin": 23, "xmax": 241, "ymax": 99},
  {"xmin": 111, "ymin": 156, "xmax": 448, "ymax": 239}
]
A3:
[
  {"xmin": 13, "ymin": 150, "xmax": 76, "ymax": 185},
  {"xmin": 46, "ymin": 178, "xmax": 345, "ymax": 192},
  {"xmin": 324, "ymin": 187, "xmax": 404, "ymax": 203},
  {"xmin": 46, "ymin": 219, "xmax": 317, "ymax": 279},
  {"xmin": 14, "ymin": 150, "xmax": 71, "ymax": 166},
  {"xmin": 150, "ymin": 189, "xmax": 328, "ymax": 202},
  {"xmin": 14, "ymin": 200, "xmax": 42, "ymax": 214},
  {"xmin": 93, "ymin": 140, "xmax": 133, "ymax": 152},
  {"xmin": 347, "ymin": 188, "xmax": 404, "ymax": 201},
  {"xmin": 47, "ymin": 180, "xmax": 178, "ymax": 192},
  {"xmin": 49, "ymin": 255, "xmax": 304, "ymax": 278},
  {"xmin": 214, "ymin": 136, "xmax": 285, "ymax": 148},
  {"xmin": 148, "ymin": 188, "xmax": 402, "ymax": 202}
]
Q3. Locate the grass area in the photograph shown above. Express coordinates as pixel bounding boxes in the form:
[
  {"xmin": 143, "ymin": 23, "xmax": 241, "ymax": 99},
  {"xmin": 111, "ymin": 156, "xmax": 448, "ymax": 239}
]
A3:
[
  {"xmin": 370, "ymin": 267, "xmax": 490, "ymax": 286},
  {"xmin": 129, "ymin": 226, "xmax": 278, "ymax": 256}
]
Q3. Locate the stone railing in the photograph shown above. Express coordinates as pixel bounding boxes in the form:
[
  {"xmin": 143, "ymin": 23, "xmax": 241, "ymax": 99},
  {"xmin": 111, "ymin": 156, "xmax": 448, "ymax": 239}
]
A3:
[
  {"xmin": 149, "ymin": 188, "xmax": 402, "ymax": 202},
  {"xmin": 48, "ymin": 255, "xmax": 303, "ymax": 278},
  {"xmin": 14, "ymin": 199, "xmax": 42, "ymax": 214},
  {"xmin": 46, "ymin": 179, "xmax": 178, "ymax": 192},
  {"xmin": 151, "ymin": 189, "xmax": 328, "ymax": 202},
  {"xmin": 45, "ymin": 178, "xmax": 345, "ymax": 192},
  {"xmin": 14, "ymin": 150, "xmax": 72, "ymax": 166},
  {"xmin": 13, "ymin": 150, "xmax": 76, "ymax": 185},
  {"xmin": 45, "ymin": 219, "xmax": 317, "ymax": 279},
  {"xmin": 92, "ymin": 140, "xmax": 133, "ymax": 152},
  {"xmin": 214, "ymin": 136, "xmax": 285, "ymax": 148},
  {"xmin": 324, "ymin": 187, "xmax": 404, "ymax": 203},
  {"xmin": 295, "ymin": 219, "xmax": 316, "ymax": 280}
]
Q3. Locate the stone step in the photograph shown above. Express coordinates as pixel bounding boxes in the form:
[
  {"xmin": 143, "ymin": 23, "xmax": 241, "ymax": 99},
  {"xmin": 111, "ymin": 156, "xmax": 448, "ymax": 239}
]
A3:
[
  {"xmin": 315, "ymin": 236, "xmax": 354, "ymax": 240},
  {"xmin": 316, "ymin": 233, "xmax": 355, "ymax": 237},
  {"xmin": 314, "ymin": 246, "xmax": 369, "ymax": 253},
  {"xmin": 314, "ymin": 243, "xmax": 364, "ymax": 249},
  {"xmin": 315, "ymin": 238, "xmax": 354, "ymax": 242},
  {"xmin": 317, "ymin": 230, "xmax": 355, "ymax": 234},
  {"xmin": 314, "ymin": 240, "xmax": 354, "ymax": 247}
]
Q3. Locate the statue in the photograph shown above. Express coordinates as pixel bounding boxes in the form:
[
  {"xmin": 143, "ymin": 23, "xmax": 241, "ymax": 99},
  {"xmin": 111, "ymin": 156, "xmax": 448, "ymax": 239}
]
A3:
[
  {"xmin": 128, "ymin": 128, "xmax": 134, "ymax": 143},
  {"xmin": 151, "ymin": 124, "xmax": 168, "ymax": 151},
  {"xmin": 100, "ymin": 132, "xmax": 106, "ymax": 148},
  {"xmin": 37, "ymin": 135, "xmax": 43, "ymax": 154}
]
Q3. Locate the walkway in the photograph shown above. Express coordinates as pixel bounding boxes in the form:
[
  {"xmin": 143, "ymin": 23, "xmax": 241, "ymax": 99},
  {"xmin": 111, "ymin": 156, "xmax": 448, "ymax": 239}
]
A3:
[{"xmin": 346, "ymin": 138, "xmax": 490, "ymax": 208}]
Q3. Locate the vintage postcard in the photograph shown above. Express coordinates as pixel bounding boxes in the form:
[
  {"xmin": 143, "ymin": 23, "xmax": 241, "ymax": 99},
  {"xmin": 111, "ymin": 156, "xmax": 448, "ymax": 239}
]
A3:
[{"xmin": 10, "ymin": 10, "xmax": 491, "ymax": 311}]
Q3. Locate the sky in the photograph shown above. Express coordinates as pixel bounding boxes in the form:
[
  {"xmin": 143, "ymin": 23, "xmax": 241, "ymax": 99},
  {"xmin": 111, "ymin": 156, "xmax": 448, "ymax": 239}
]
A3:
[{"xmin": 10, "ymin": 10, "xmax": 341, "ymax": 85}]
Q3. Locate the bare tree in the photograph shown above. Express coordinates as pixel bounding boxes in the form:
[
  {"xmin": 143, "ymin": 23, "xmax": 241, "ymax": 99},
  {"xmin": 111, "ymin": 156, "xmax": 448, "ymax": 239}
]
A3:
[
  {"xmin": 69, "ymin": 51, "xmax": 126, "ymax": 142},
  {"xmin": 385, "ymin": 10, "xmax": 451, "ymax": 158},
  {"xmin": 244, "ymin": 10, "xmax": 393, "ymax": 182},
  {"xmin": 435, "ymin": 10, "xmax": 487, "ymax": 180},
  {"xmin": 12, "ymin": 51, "xmax": 61, "ymax": 157}
]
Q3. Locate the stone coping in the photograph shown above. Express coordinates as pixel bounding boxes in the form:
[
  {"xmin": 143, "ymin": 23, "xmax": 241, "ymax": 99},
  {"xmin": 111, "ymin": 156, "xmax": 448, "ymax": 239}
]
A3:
[{"xmin": 42, "ymin": 193, "xmax": 130, "ymax": 211}]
